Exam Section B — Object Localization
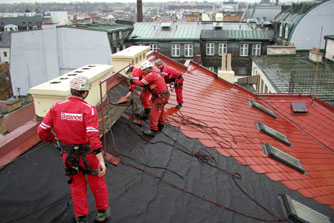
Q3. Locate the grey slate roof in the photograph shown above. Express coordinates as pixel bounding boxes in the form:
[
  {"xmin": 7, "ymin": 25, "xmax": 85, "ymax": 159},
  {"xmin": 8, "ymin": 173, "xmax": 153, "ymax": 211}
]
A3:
[
  {"xmin": 130, "ymin": 22, "xmax": 259, "ymax": 41},
  {"xmin": 201, "ymin": 29, "xmax": 274, "ymax": 41},
  {"xmin": 0, "ymin": 15, "xmax": 43, "ymax": 27},
  {"xmin": 0, "ymin": 32, "xmax": 11, "ymax": 47}
]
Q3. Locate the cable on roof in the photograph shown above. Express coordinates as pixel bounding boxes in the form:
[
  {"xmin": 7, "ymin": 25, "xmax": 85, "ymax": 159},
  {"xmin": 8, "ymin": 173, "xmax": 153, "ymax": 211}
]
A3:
[{"xmin": 106, "ymin": 112, "xmax": 288, "ymax": 222}]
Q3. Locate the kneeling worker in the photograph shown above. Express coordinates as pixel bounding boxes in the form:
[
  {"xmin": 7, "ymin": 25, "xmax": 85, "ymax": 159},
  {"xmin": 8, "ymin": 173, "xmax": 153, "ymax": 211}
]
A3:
[
  {"xmin": 130, "ymin": 61, "xmax": 170, "ymax": 136},
  {"xmin": 38, "ymin": 76, "xmax": 111, "ymax": 223}
]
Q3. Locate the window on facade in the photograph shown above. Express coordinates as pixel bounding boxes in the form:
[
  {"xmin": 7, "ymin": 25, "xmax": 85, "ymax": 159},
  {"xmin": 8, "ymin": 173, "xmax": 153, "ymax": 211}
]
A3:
[
  {"xmin": 240, "ymin": 44, "xmax": 248, "ymax": 56},
  {"xmin": 112, "ymin": 33, "xmax": 116, "ymax": 41},
  {"xmin": 260, "ymin": 79, "xmax": 264, "ymax": 93},
  {"xmin": 206, "ymin": 43, "xmax": 214, "ymax": 55},
  {"xmin": 150, "ymin": 44, "xmax": 158, "ymax": 52},
  {"xmin": 252, "ymin": 44, "xmax": 261, "ymax": 56},
  {"xmin": 119, "ymin": 31, "xmax": 122, "ymax": 39},
  {"xmin": 171, "ymin": 44, "xmax": 180, "ymax": 57},
  {"xmin": 208, "ymin": 67, "xmax": 215, "ymax": 72},
  {"xmin": 285, "ymin": 25, "xmax": 289, "ymax": 39},
  {"xmin": 265, "ymin": 85, "xmax": 268, "ymax": 93},
  {"xmin": 4, "ymin": 52, "xmax": 7, "ymax": 57},
  {"xmin": 279, "ymin": 24, "xmax": 283, "ymax": 37},
  {"xmin": 184, "ymin": 44, "xmax": 193, "ymax": 57},
  {"xmin": 218, "ymin": 43, "xmax": 227, "ymax": 55}
]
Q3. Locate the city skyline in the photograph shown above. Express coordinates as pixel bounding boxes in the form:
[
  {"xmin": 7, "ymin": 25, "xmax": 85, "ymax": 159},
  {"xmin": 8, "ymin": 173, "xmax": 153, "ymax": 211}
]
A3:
[{"xmin": 0, "ymin": 0, "xmax": 311, "ymax": 4}]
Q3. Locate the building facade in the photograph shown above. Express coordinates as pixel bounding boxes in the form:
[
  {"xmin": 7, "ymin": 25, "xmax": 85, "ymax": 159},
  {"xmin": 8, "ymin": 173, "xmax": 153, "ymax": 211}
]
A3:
[{"xmin": 128, "ymin": 22, "xmax": 274, "ymax": 75}]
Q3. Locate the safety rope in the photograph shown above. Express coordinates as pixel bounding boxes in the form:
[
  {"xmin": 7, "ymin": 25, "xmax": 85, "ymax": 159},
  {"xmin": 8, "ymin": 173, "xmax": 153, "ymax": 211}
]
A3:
[{"xmin": 108, "ymin": 120, "xmax": 288, "ymax": 222}]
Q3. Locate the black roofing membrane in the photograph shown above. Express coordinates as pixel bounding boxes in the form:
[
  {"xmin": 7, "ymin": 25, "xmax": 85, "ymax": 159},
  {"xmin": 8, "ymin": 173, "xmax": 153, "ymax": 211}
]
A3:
[{"xmin": 1, "ymin": 116, "xmax": 334, "ymax": 223}]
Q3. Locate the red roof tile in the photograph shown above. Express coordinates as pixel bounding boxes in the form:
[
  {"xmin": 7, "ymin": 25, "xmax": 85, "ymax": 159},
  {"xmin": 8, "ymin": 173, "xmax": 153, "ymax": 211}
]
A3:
[{"xmin": 152, "ymin": 52, "xmax": 334, "ymax": 209}]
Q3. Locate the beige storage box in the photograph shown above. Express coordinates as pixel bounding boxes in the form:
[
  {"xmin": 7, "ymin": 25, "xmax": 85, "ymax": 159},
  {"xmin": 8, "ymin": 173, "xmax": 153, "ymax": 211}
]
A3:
[
  {"xmin": 111, "ymin": 45, "xmax": 151, "ymax": 75},
  {"xmin": 29, "ymin": 64, "xmax": 113, "ymax": 118}
]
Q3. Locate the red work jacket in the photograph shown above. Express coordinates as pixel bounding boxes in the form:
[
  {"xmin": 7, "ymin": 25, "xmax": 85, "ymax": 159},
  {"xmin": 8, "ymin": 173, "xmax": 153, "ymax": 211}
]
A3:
[
  {"xmin": 160, "ymin": 64, "xmax": 181, "ymax": 80},
  {"xmin": 129, "ymin": 67, "xmax": 159, "ymax": 91},
  {"xmin": 38, "ymin": 97, "xmax": 102, "ymax": 150},
  {"xmin": 132, "ymin": 71, "xmax": 168, "ymax": 97}
]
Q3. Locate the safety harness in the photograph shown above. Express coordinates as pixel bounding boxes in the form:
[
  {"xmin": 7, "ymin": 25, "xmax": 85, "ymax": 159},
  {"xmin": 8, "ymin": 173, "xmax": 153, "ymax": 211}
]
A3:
[
  {"xmin": 168, "ymin": 73, "xmax": 183, "ymax": 91},
  {"xmin": 61, "ymin": 144, "xmax": 99, "ymax": 184}
]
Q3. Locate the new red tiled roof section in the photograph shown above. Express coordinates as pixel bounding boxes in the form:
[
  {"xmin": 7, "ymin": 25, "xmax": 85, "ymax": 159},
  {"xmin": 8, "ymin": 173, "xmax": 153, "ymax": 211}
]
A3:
[{"xmin": 156, "ymin": 55, "xmax": 334, "ymax": 209}]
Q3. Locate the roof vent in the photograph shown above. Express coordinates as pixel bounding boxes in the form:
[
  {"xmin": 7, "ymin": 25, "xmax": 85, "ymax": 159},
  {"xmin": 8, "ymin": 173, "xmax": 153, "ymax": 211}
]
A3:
[
  {"xmin": 161, "ymin": 23, "xmax": 171, "ymax": 30},
  {"xmin": 249, "ymin": 100, "xmax": 277, "ymax": 119},
  {"xmin": 280, "ymin": 194, "xmax": 330, "ymax": 223},
  {"xmin": 291, "ymin": 102, "xmax": 307, "ymax": 113},
  {"xmin": 213, "ymin": 22, "xmax": 223, "ymax": 30},
  {"xmin": 262, "ymin": 143, "xmax": 305, "ymax": 174},
  {"xmin": 256, "ymin": 122, "xmax": 291, "ymax": 146}
]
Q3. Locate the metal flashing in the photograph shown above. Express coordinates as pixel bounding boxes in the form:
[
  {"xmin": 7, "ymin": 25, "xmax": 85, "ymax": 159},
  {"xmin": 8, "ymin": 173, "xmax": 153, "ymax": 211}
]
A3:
[
  {"xmin": 256, "ymin": 122, "xmax": 291, "ymax": 146},
  {"xmin": 262, "ymin": 143, "xmax": 305, "ymax": 174},
  {"xmin": 280, "ymin": 194, "xmax": 331, "ymax": 223},
  {"xmin": 249, "ymin": 100, "xmax": 277, "ymax": 119}
]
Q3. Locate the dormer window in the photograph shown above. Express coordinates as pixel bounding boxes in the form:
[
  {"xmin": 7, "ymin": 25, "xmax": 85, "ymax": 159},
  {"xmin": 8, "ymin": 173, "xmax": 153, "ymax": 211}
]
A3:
[
  {"xmin": 279, "ymin": 23, "xmax": 283, "ymax": 37},
  {"xmin": 285, "ymin": 24, "xmax": 289, "ymax": 39}
]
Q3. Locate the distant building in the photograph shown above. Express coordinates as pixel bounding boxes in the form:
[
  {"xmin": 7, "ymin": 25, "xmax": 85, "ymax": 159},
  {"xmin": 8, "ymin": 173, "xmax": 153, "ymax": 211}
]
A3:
[
  {"xmin": 10, "ymin": 24, "xmax": 112, "ymax": 96},
  {"xmin": 251, "ymin": 49, "xmax": 334, "ymax": 105},
  {"xmin": 0, "ymin": 14, "xmax": 43, "ymax": 32},
  {"xmin": 69, "ymin": 24, "xmax": 133, "ymax": 54},
  {"xmin": 243, "ymin": 3, "xmax": 281, "ymax": 22},
  {"xmin": 324, "ymin": 35, "xmax": 334, "ymax": 62},
  {"xmin": 128, "ymin": 22, "xmax": 274, "ymax": 75},
  {"xmin": 44, "ymin": 11, "xmax": 69, "ymax": 26},
  {"xmin": 0, "ymin": 32, "xmax": 11, "ymax": 64},
  {"xmin": 272, "ymin": 0, "xmax": 334, "ymax": 50}
]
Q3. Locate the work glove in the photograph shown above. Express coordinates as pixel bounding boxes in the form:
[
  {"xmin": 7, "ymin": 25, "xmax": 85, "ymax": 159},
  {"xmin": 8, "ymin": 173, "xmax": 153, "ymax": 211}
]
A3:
[{"xmin": 128, "ymin": 76, "xmax": 134, "ymax": 84}]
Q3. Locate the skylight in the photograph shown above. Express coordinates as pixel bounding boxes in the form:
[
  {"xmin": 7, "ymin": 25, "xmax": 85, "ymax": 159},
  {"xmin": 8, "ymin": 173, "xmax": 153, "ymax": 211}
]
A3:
[
  {"xmin": 262, "ymin": 143, "xmax": 305, "ymax": 174},
  {"xmin": 256, "ymin": 122, "xmax": 291, "ymax": 146},
  {"xmin": 280, "ymin": 194, "xmax": 331, "ymax": 223},
  {"xmin": 291, "ymin": 102, "xmax": 308, "ymax": 113},
  {"xmin": 249, "ymin": 100, "xmax": 277, "ymax": 119}
]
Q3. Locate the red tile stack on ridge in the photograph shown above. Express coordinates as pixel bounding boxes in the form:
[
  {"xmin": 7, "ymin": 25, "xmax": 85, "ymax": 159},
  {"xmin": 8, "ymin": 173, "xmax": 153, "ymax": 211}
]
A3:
[{"xmin": 150, "ymin": 52, "xmax": 334, "ymax": 209}]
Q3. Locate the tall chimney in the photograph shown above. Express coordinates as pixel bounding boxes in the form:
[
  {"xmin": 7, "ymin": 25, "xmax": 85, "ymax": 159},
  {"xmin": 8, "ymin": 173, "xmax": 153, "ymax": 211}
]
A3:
[{"xmin": 137, "ymin": 0, "xmax": 143, "ymax": 22}]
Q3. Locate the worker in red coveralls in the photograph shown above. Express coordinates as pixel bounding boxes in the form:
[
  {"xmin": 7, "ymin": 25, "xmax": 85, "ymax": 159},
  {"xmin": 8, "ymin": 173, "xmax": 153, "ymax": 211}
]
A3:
[
  {"xmin": 129, "ymin": 61, "xmax": 170, "ymax": 136},
  {"xmin": 154, "ymin": 59, "xmax": 184, "ymax": 109},
  {"xmin": 37, "ymin": 76, "xmax": 111, "ymax": 223},
  {"xmin": 125, "ymin": 65, "xmax": 151, "ymax": 119}
]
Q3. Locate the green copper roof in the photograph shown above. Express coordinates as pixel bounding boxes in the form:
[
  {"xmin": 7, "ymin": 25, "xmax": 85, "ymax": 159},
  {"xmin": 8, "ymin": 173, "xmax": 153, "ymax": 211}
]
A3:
[{"xmin": 130, "ymin": 22, "xmax": 257, "ymax": 41}]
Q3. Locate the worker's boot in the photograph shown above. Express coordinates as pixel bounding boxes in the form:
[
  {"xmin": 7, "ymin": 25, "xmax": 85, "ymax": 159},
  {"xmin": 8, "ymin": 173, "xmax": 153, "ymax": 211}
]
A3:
[
  {"xmin": 95, "ymin": 207, "xmax": 112, "ymax": 222},
  {"xmin": 136, "ymin": 108, "xmax": 150, "ymax": 119},
  {"xmin": 158, "ymin": 124, "xmax": 165, "ymax": 131},
  {"xmin": 74, "ymin": 216, "xmax": 88, "ymax": 223},
  {"xmin": 175, "ymin": 104, "xmax": 182, "ymax": 109},
  {"xmin": 143, "ymin": 129, "xmax": 158, "ymax": 137}
]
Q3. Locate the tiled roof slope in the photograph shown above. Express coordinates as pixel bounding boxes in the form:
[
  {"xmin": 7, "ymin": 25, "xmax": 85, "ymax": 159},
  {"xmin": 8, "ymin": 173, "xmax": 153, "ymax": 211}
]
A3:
[{"xmin": 150, "ymin": 52, "xmax": 334, "ymax": 209}]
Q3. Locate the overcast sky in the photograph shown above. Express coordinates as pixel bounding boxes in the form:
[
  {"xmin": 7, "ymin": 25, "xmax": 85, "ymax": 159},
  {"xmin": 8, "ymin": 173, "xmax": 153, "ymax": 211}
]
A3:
[{"xmin": 0, "ymin": 0, "xmax": 306, "ymax": 4}]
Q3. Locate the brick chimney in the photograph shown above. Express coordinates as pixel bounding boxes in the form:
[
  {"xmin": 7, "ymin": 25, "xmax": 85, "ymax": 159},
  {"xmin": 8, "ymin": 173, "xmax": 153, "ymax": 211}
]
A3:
[{"xmin": 137, "ymin": 0, "xmax": 143, "ymax": 22}]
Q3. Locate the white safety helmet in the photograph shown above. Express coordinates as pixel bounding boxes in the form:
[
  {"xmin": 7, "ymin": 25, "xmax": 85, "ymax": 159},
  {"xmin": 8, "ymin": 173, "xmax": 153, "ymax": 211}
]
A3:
[
  {"xmin": 141, "ymin": 61, "xmax": 153, "ymax": 70},
  {"xmin": 124, "ymin": 66, "xmax": 133, "ymax": 74},
  {"xmin": 70, "ymin": 76, "xmax": 91, "ymax": 91}
]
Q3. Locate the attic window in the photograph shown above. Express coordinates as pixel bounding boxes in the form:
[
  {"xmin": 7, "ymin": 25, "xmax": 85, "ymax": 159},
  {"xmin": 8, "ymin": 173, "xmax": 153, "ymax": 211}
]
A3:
[
  {"xmin": 249, "ymin": 100, "xmax": 277, "ymax": 119},
  {"xmin": 291, "ymin": 102, "xmax": 308, "ymax": 113},
  {"xmin": 262, "ymin": 143, "xmax": 305, "ymax": 174},
  {"xmin": 280, "ymin": 194, "xmax": 330, "ymax": 223},
  {"xmin": 161, "ymin": 23, "xmax": 171, "ymax": 30},
  {"xmin": 256, "ymin": 122, "xmax": 291, "ymax": 146}
]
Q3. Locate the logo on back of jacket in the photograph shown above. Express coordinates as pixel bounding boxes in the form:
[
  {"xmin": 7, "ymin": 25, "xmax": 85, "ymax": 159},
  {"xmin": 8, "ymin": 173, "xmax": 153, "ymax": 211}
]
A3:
[{"xmin": 61, "ymin": 112, "xmax": 83, "ymax": 121}]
